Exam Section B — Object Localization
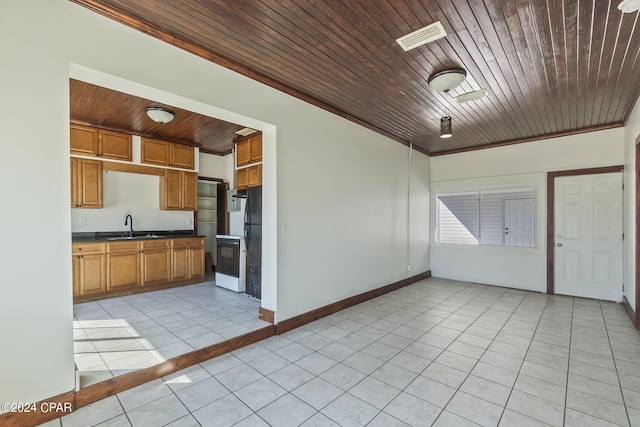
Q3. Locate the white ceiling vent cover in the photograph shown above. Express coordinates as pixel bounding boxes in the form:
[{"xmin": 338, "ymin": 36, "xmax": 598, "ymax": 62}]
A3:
[
  {"xmin": 235, "ymin": 128, "xmax": 257, "ymax": 136},
  {"xmin": 396, "ymin": 22, "xmax": 447, "ymax": 51}
]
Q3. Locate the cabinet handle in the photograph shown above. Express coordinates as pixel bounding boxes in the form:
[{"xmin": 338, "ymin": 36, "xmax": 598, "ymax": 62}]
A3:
[
  {"xmin": 78, "ymin": 248, "xmax": 82, "ymax": 251},
  {"xmin": 77, "ymin": 255, "xmax": 83, "ymax": 259}
]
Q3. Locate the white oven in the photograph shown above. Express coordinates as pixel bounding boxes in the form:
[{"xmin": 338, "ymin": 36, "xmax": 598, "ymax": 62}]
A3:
[{"xmin": 215, "ymin": 235, "xmax": 246, "ymax": 292}]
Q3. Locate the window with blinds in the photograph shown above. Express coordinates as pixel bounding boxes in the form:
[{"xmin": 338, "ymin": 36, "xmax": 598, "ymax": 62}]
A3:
[{"xmin": 436, "ymin": 188, "xmax": 535, "ymax": 247}]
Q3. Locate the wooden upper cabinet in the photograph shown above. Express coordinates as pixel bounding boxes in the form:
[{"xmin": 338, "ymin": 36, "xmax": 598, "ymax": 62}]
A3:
[
  {"xmin": 70, "ymin": 124, "xmax": 132, "ymax": 161},
  {"xmin": 247, "ymin": 164, "xmax": 262, "ymax": 188},
  {"xmin": 181, "ymin": 172, "xmax": 198, "ymax": 211},
  {"xmin": 141, "ymin": 138, "xmax": 170, "ymax": 166},
  {"xmin": 142, "ymin": 137, "xmax": 194, "ymax": 170},
  {"xmin": 161, "ymin": 169, "xmax": 183, "ymax": 210},
  {"xmin": 70, "ymin": 125, "xmax": 99, "ymax": 156},
  {"xmin": 236, "ymin": 138, "xmax": 251, "ymax": 167},
  {"xmin": 171, "ymin": 144, "xmax": 195, "ymax": 170},
  {"xmin": 160, "ymin": 170, "xmax": 198, "ymax": 211},
  {"xmin": 249, "ymin": 135, "xmax": 262, "ymax": 163},
  {"xmin": 71, "ymin": 158, "xmax": 103, "ymax": 208},
  {"xmin": 235, "ymin": 134, "xmax": 262, "ymax": 167},
  {"xmin": 100, "ymin": 130, "xmax": 132, "ymax": 161},
  {"xmin": 236, "ymin": 164, "xmax": 261, "ymax": 190}
]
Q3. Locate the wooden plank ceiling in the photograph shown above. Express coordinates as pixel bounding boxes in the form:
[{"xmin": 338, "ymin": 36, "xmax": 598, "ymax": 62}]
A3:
[
  {"xmin": 70, "ymin": 79, "xmax": 241, "ymax": 155},
  {"xmin": 70, "ymin": 0, "xmax": 640, "ymax": 156}
]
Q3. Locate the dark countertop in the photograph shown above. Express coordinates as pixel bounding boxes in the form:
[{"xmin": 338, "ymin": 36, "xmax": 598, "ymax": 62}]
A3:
[{"xmin": 72, "ymin": 230, "xmax": 205, "ymax": 243}]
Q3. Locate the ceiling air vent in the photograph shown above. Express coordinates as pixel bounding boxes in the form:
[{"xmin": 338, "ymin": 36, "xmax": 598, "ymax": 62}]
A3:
[
  {"xmin": 235, "ymin": 127, "xmax": 257, "ymax": 136},
  {"xmin": 396, "ymin": 21, "xmax": 447, "ymax": 51}
]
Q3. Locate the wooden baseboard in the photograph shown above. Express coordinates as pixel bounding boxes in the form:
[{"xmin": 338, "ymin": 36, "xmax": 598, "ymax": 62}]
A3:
[
  {"xmin": 258, "ymin": 307, "xmax": 275, "ymax": 324},
  {"xmin": 622, "ymin": 296, "xmax": 638, "ymax": 328},
  {"xmin": 0, "ymin": 390, "xmax": 75, "ymax": 427},
  {"xmin": 73, "ymin": 277, "xmax": 205, "ymax": 303},
  {"xmin": 76, "ymin": 325, "xmax": 274, "ymax": 407},
  {"xmin": 276, "ymin": 271, "xmax": 431, "ymax": 335},
  {"xmin": 1, "ymin": 325, "xmax": 274, "ymax": 426}
]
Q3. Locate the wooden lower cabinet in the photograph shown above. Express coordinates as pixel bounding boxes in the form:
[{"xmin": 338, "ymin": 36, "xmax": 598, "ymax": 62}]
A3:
[
  {"xmin": 107, "ymin": 241, "xmax": 140, "ymax": 291},
  {"xmin": 171, "ymin": 237, "xmax": 205, "ymax": 281},
  {"xmin": 72, "ymin": 242, "xmax": 106, "ymax": 297},
  {"xmin": 72, "ymin": 237, "xmax": 204, "ymax": 302},
  {"xmin": 141, "ymin": 240, "xmax": 171, "ymax": 286}
]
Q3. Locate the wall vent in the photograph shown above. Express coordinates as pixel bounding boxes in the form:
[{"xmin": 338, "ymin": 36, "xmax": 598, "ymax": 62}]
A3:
[{"xmin": 396, "ymin": 22, "xmax": 447, "ymax": 51}]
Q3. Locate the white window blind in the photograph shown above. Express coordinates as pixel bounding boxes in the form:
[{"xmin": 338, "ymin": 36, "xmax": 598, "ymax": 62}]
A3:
[
  {"xmin": 436, "ymin": 188, "xmax": 535, "ymax": 247},
  {"xmin": 436, "ymin": 193, "xmax": 479, "ymax": 244}
]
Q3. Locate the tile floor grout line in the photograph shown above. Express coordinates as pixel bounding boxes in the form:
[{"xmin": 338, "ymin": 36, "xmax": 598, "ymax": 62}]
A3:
[
  {"xmin": 487, "ymin": 291, "xmax": 552, "ymax": 426},
  {"xmin": 561, "ymin": 296, "xmax": 575, "ymax": 427},
  {"xmin": 600, "ymin": 300, "xmax": 633, "ymax": 427}
]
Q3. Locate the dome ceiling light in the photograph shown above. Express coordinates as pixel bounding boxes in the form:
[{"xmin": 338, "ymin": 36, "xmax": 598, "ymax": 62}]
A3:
[
  {"xmin": 618, "ymin": 0, "xmax": 640, "ymax": 13},
  {"xmin": 427, "ymin": 68, "xmax": 467, "ymax": 93},
  {"xmin": 145, "ymin": 107, "xmax": 175, "ymax": 124}
]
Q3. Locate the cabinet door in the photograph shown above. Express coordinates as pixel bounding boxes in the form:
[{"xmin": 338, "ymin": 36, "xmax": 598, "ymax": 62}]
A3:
[
  {"xmin": 189, "ymin": 246, "xmax": 205, "ymax": 280},
  {"xmin": 100, "ymin": 130, "xmax": 132, "ymax": 161},
  {"xmin": 171, "ymin": 247, "xmax": 190, "ymax": 281},
  {"xmin": 70, "ymin": 125, "xmax": 99, "ymax": 156},
  {"xmin": 161, "ymin": 169, "xmax": 182, "ymax": 210},
  {"xmin": 70, "ymin": 157, "xmax": 78, "ymax": 208},
  {"xmin": 78, "ymin": 159, "xmax": 103, "ymax": 208},
  {"xmin": 141, "ymin": 248, "xmax": 171, "ymax": 286},
  {"xmin": 249, "ymin": 135, "xmax": 262, "ymax": 163},
  {"xmin": 247, "ymin": 164, "xmax": 262, "ymax": 188},
  {"xmin": 236, "ymin": 167, "xmax": 248, "ymax": 190},
  {"xmin": 182, "ymin": 172, "xmax": 198, "ymax": 211},
  {"xmin": 141, "ymin": 138, "xmax": 170, "ymax": 166},
  {"xmin": 236, "ymin": 139, "xmax": 251, "ymax": 167},
  {"xmin": 171, "ymin": 144, "xmax": 195, "ymax": 170},
  {"xmin": 73, "ymin": 253, "xmax": 106, "ymax": 296},
  {"xmin": 107, "ymin": 252, "xmax": 140, "ymax": 291}
]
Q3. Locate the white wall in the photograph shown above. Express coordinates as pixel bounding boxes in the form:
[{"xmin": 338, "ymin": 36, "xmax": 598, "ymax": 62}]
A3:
[
  {"xmin": 431, "ymin": 129, "xmax": 625, "ymax": 292},
  {"xmin": 70, "ymin": 171, "xmax": 194, "ymax": 232},
  {"xmin": 199, "ymin": 152, "xmax": 234, "ymax": 183},
  {"xmin": 0, "ymin": 0, "xmax": 431, "ymax": 405},
  {"xmin": 624, "ymin": 97, "xmax": 640, "ymax": 311}
]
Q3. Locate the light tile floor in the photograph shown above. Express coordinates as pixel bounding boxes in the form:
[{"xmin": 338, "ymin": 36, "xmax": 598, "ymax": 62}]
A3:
[
  {"xmin": 74, "ymin": 273, "xmax": 269, "ymax": 387},
  {"xmin": 48, "ymin": 277, "xmax": 640, "ymax": 426}
]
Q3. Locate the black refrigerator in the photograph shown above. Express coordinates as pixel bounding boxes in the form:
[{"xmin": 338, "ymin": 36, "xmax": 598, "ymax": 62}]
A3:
[{"xmin": 244, "ymin": 186, "xmax": 262, "ymax": 299}]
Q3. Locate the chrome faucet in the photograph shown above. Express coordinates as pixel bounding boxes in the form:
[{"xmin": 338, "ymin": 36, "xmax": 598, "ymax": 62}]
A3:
[{"xmin": 124, "ymin": 215, "xmax": 134, "ymax": 238}]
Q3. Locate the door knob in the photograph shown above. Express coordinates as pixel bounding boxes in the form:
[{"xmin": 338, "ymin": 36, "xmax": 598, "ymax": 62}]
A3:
[{"xmin": 556, "ymin": 243, "xmax": 563, "ymax": 247}]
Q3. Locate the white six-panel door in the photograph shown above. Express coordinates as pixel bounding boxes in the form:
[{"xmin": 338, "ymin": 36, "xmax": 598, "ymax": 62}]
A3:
[{"xmin": 554, "ymin": 173, "xmax": 623, "ymax": 301}]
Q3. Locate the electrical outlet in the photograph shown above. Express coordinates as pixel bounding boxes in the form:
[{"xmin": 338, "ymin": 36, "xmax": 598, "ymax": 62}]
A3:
[
  {"xmin": 188, "ymin": 218, "xmax": 193, "ymax": 225},
  {"xmin": 282, "ymin": 225, "xmax": 289, "ymax": 237},
  {"xmin": 78, "ymin": 218, "xmax": 86, "ymax": 227},
  {"xmin": 407, "ymin": 264, "xmax": 411, "ymax": 272}
]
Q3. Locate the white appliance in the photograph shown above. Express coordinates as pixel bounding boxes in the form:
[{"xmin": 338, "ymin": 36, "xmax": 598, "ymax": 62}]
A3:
[{"xmin": 214, "ymin": 235, "xmax": 246, "ymax": 292}]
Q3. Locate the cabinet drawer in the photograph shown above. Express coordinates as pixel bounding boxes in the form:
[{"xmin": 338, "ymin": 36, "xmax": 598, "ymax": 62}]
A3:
[
  {"xmin": 171, "ymin": 237, "xmax": 203, "ymax": 248},
  {"xmin": 142, "ymin": 239, "xmax": 170, "ymax": 250},
  {"xmin": 72, "ymin": 242, "xmax": 105, "ymax": 255},
  {"xmin": 106, "ymin": 241, "xmax": 140, "ymax": 253}
]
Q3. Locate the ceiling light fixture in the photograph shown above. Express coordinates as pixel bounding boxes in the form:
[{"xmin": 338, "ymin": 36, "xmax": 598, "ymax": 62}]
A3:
[
  {"xmin": 455, "ymin": 89, "xmax": 488, "ymax": 104},
  {"xmin": 440, "ymin": 116, "xmax": 452, "ymax": 138},
  {"xmin": 428, "ymin": 69, "xmax": 467, "ymax": 92},
  {"xmin": 145, "ymin": 107, "xmax": 175, "ymax": 124},
  {"xmin": 618, "ymin": 0, "xmax": 640, "ymax": 12}
]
